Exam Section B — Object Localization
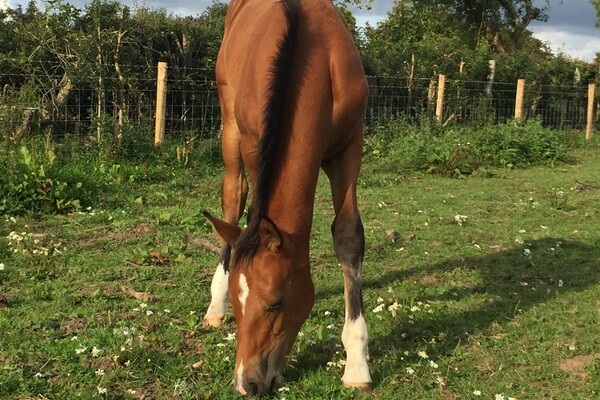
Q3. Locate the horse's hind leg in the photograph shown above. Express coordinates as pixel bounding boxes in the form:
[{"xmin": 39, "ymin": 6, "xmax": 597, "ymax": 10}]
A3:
[
  {"xmin": 323, "ymin": 133, "xmax": 372, "ymax": 390},
  {"xmin": 203, "ymin": 116, "xmax": 248, "ymax": 328}
]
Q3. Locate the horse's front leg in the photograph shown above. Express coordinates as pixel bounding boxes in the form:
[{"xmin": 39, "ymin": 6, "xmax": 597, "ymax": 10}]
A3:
[
  {"xmin": 203, "ymin": 116, "xmax": 248, "ymax": 328},
  {"xmin": 334, "ymin": 215, "xmax": 372, "ymax": 390},
  {"xmin": 324, "ymin": 136, "xmax": 372, "ymax": 390}
]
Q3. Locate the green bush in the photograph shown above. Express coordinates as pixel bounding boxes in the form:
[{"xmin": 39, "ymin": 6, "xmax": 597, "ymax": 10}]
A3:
[
  {"xmin": 365, "ymin": 118, "xmax": 575, "ymax": 177},
  {"xmin": 472, "ymin": 119, "xmax": 570, "ymax": 168},
  {"xmin": 0, "ymin": 145, "xmax": 85, "ymax": 215},
  {"xmin": 0, "ymin": 129, "xmax": 223, "ymax": 216}
]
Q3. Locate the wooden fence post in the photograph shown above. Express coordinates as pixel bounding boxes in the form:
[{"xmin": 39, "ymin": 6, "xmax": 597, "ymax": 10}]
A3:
[
  {"xmin": 587, "ymin": 83, "xmax": 595, "ymax": 140},
  {"xmin": 515, "ymin": 78, "xmax": 525, "ymax": 120},
  {"xmin": 155, "ymin": 61, "xmax": 167, "ymax": 148},
  {"xmin": 436, "ymin": 74, "xmax": 446, "ymax": 123}
]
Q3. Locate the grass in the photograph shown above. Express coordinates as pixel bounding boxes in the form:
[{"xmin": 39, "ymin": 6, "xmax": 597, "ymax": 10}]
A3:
[{"xmin": 1, "ymin": 139, "xmax": 600, "ymax": 399}]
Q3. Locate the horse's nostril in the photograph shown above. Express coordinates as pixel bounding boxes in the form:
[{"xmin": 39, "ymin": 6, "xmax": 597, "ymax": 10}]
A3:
[
  {"xmin": 245, "ymin": 381, "xmax": 261, "ymax": 396},
  {"xmin": 269, "ymin": 375, "xmax": 284, "ymax": 392}
]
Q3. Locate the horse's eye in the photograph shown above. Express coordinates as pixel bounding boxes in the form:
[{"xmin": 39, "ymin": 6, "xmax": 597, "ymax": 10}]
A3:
[{"xmin": 267, "ymin": 301, "xmax": 283, "ymax": 313}]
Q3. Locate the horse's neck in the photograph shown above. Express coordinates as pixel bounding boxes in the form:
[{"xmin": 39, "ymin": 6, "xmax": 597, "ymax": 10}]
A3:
[{"xmin": 263, "ymin": 164, "xmax": 320, "ymax": 240}]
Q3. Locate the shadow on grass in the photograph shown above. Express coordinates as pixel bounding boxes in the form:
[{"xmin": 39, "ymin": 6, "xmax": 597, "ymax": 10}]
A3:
[{"xmin": 290, "ymin": 237, "xmax": 600, "ymax": 387}]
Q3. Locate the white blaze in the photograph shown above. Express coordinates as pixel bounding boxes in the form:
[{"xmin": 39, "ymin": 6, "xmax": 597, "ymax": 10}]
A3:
[
  {"xmin": 236, "ymin": 360, "xmax": 246, "ymax": 395},
  {"xmin": 238, "ymin": 273, "xmax": 249, "ymax": 315}
]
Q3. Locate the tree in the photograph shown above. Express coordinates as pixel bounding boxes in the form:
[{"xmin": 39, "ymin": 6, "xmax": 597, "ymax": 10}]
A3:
[
  {"xmin": 407, "ymin": 0, "xmax": 548, "ymax": 53},
  {"xmin": 592, "ymin": 0, "xmax": 600, "ymax": 27}
]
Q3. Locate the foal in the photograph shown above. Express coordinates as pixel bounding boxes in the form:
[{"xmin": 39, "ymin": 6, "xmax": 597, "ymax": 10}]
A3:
[{"xmin": 203, "ymin": 0, "xmax": 371, "ymax": 395}]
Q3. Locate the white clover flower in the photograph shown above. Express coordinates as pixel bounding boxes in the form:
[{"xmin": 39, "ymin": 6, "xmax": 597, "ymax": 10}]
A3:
[
  {"xmin": 417, "ymin": 351, "xmax": 428, "ymax": 359},
  {"xmin": 376, "ymin": 297, "xmax": 384, "ymax": 303},
  {"xmin": 388, "ymin": 302, "xmax": 401, "ymax": 317},
  {"xmin": 372, "ymin": 304, "xmax": 385, "ymax": 313},
  {"xmin": 0, "ymin": 263, "xmax": 5, "ymax": 271},
  {"xmin": 75, "ymin": 346, "xmax": 87, "ymax": 354},
  {"xmin": 495, "ymin": 394, "xmax": 505, "ymax": 400},
  {"xmin": 473, "ymin": 390, "xmax": 482, "ymax": 396},
  {"xmin": 558, "ymin": 279, "xmax": 564, "ymax": 287},
  {"xmin": 429, "ymin": 360, "xmax": 439, "ymax": 368},
  {"xmin": 91, "ymin": 346, "xmax": 102, "ymax": 357},
  {"xmin": 454, "ymin": 214, "xmax": 468, "ymax": 226}
]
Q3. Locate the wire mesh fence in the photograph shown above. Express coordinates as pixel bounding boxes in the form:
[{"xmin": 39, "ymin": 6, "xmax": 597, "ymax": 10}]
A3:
[{"xmin": 1, "ymin": 64, "xmax": 598, "ymax": 153}]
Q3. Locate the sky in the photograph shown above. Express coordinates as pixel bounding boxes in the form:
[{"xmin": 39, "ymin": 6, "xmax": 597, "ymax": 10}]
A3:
[{"xmin": 4, "ymin": 0, "xmax": 599, "ymax": 62}]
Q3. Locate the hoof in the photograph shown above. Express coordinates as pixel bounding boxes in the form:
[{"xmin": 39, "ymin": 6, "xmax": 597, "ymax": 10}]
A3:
[
  {"xmin": 343, "ymin": 381, "xmax": 373, "ymax": 393},
  {"xmin": 202, "ymin": 315, "xmax": 223, "ymax": 328}
]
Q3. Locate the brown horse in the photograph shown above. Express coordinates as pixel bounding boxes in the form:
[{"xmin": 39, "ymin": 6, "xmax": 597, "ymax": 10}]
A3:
[{"xmin": 202, "ymin": 0, "xmax": 371, "ymax": 396}]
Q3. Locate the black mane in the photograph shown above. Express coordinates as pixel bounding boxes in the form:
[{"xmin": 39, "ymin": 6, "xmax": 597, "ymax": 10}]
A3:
[{"xmin": 233, "ymin": 0, "xmax": 299, "ymax": 265}]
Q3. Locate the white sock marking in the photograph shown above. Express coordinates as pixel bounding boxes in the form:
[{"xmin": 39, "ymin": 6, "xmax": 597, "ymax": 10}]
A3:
[
  {"xmin": 341, "ymin": 313, "xmax": 372, "ymax": 385},
  {"xmin": 238, "ymin": 273, "xmax": 249, "ymax": 315},
  {"xmin": 205, "ymin": 262, "xmax": 229, "ymax": 320},
  {"xmin": 236, "ymin": 360, "xmax": 246, "ymax": 394}
]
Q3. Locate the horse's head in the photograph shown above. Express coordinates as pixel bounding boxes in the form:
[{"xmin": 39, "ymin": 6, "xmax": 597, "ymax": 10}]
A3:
[{"xmin": 205, "ymin": 212, "xmax": 314, "ymax": 396}]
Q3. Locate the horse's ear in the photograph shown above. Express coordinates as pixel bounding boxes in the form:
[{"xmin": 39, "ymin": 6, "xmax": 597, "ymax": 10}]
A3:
[
  {"xmin": 259, "ymin": 217, "xmax": 282, "ymax": 252},
  {"xmin": 203, "ymin": 211, "xmax": 242, "ymax": 245}
]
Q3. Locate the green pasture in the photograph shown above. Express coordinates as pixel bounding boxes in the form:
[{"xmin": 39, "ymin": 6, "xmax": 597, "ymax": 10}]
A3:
[{"xmin": 1, "ymin": 124, "xmax": 599, "ymax": 399}]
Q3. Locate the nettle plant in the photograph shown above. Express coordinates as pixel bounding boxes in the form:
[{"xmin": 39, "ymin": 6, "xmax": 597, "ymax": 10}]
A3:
[{"xmin": 1, "ymin": 144, "xmax": 82, "ymax": 215}]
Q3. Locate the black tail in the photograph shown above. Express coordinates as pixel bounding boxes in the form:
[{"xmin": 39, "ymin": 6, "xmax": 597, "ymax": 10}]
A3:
[{"xmin": 234, "ymin": 0, "xmax": 300, "ymax": 265}]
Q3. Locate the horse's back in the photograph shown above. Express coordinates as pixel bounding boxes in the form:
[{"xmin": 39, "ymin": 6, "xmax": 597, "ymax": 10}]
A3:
[{"xmin": 217, "ymin": 0, "xmax": 367, "ymax": 158}]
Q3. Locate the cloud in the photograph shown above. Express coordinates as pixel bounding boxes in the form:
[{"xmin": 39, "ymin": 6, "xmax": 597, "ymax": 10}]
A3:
[
  {"xmin": 8, "ymin": 0, "xmax": 599, "ymax": 61},
  {"xmin": 531, "ymin": 28, "xmax": 600, "ymax": 61}
]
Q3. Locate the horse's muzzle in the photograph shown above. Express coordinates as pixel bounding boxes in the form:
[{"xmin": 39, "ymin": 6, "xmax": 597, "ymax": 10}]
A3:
[{"xmin": 238, "ymin": 373, "xmax": 284, "ymax": 397}]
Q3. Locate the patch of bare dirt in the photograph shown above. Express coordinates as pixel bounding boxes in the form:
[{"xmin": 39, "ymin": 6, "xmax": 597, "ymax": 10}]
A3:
[
  {"xmin": 61, "ymin": 317, "xmax": 86, "ymax": 334},
  {"xmin": 75, "ymin": 222, "xmax": 157, "ymax": 246},
  {"xmin": 187, "ymin": 235, "xmax": 221, "ymax": 254},
  {"xmin": 121, "ymin": 285, "xmax": 155, "ymax": 302},
  {"xmin": 557, "ymin": 354, "xmax": 599, "ymax": 379},
  {"xmin": 0, "ymin": 294, "xmax": 9, "ymax": 308},
  {"xmin": 416, "ymin": 275, "xmax": 442, "ymax": 285},
  {"xmin": 474, "ymin": 356, "xmax": 496, "ymax": 373}
]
